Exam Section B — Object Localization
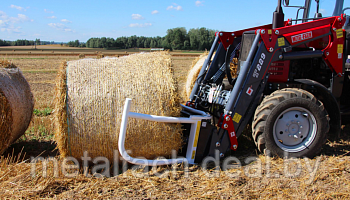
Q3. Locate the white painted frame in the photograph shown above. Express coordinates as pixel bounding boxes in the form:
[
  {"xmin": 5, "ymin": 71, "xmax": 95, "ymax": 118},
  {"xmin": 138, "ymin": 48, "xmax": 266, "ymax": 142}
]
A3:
[{"xmin": 118, "ymin": 98, "xmax": 212, "ymax": 166}]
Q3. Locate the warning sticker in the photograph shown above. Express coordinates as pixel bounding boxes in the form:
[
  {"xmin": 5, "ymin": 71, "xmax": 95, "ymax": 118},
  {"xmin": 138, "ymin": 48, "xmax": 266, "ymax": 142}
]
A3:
[
  {"xmin": 338, "ymin": 44, "xmax": 343, "ymax": 54},
  {"xmin": 336, "ymin": 29, "xmax": 343, "ymax": 39},
  {"xmin": 268, "ymin": 29, "xmax": 272, "ymax": 35},
  {"xmin": 232, "ymin": 113, "xmax": 242, "ymax": 124},
  {"xmin": 278, "ymin": 37, "xmax": 285, "ymax": 46}
]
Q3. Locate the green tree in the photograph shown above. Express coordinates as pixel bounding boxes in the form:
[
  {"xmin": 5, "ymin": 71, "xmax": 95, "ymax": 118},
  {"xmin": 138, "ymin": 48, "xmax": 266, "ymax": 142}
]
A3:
[
  {"xmin": 35, "ymin": 38, "xmax": 40, "ymax": 45},
  {"xmin": 165, "ymin": 27, "xmax": 187, "ymax": 50},
  {"xmin": 74, "ymin": 40, "xmax": 80, "ymax": 47}
]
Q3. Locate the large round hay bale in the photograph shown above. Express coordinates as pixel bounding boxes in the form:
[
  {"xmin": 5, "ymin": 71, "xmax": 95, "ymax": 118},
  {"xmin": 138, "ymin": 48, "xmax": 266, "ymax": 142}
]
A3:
[
  {"xmin": 54, "ymin": 52, "xmax": 182, "ymax": 161},
  {"xmin": 0, "ymin": 60, "xmax": 34, "ymax": 154},
  {"xmin": 184, "ymin": 53, "xmax": 208, "ymax": 99}
]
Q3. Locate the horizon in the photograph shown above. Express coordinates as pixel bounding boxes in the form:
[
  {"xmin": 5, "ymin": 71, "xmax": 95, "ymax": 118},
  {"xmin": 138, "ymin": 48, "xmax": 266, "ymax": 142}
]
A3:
[{"xmin": 0, "ymin": 0, "xmax": 344, "ymax": 43}]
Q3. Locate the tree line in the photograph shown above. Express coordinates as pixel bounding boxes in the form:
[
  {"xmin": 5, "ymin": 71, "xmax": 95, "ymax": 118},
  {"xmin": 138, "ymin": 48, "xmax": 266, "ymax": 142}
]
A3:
[
  {"xmin": 0, "ymin": 39, "xmax": 56, "ymax": 46},
  {"xmin": 82, "ymin": 27, "xmax": 217, "ymax": 50},
  {"xmin": 1, "ymin": 27, "xmax": 217, "ymax": 50}
]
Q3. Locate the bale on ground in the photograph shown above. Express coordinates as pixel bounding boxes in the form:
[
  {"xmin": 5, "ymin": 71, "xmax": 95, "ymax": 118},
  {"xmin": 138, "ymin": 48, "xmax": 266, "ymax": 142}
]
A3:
[
  {"xmin": 184, "ymin": 54, "xmax": 238, "ymax": 99},
  {"xmin": 184, "ymin": 53, "xmax": 208, "ymax": 99},
  {"xmin": 0, "ymin": 60, "xmax": 34, "ymax": 154},
  {"xmin": 54, "ymin": 52, "xmax": 182, "ymax": 161}
]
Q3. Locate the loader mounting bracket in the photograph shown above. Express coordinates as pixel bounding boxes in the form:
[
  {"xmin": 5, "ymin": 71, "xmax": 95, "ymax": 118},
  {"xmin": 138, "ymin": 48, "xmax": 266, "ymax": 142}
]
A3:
[{"xmin": 221, "ymin": 115, "xmax": 238, "ymax": 151}]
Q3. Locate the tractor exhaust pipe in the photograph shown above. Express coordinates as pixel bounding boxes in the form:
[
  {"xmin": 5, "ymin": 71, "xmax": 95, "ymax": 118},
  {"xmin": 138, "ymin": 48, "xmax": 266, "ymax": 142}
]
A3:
[{"xmin": 273, "ymin": 0, "xmax": 285, "ymax": 29}]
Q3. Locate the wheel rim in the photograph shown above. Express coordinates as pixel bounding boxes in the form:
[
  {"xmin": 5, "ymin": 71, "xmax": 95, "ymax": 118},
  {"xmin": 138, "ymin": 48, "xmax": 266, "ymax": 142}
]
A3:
[{"xmin": 273, "ymin": 107, "xmax": 317, "ymax": 153}]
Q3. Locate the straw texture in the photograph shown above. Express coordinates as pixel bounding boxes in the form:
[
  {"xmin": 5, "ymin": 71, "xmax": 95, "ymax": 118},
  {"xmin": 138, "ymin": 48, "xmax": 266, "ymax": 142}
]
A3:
[
  {"xmin": 0, "ymin": 60, "xmax": 34, "ymax": 154},
  {"xmin": 184, "ymin": 53, "xmax": 208, "ymax": 99},
  {"xmin": 185, "ymin": 55, "xmax": 238, "ymax": 99},
  {"xmin": 54, "ymin": 52, "xmax": 182, "ymax": 161}
]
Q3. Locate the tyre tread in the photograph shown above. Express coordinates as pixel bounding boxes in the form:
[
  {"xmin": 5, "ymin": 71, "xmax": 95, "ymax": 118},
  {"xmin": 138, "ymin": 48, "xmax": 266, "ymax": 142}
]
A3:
[{"xmin": 252, "ymin": 88, "xmax": 329, "ymax": 157}]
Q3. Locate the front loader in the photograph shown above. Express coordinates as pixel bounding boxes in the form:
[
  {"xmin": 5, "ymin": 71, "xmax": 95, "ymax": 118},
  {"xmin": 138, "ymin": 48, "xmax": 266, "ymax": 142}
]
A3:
[{"xmin": 119, "ymin": 0, "xmax": 350, "ymax": 165}]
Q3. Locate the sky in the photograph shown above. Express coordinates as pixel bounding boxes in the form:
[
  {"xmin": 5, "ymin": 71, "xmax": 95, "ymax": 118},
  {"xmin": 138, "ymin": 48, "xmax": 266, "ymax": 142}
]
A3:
[{"xmin": 0, "ymin": 0, "xmax": 346, "ymax": 42}]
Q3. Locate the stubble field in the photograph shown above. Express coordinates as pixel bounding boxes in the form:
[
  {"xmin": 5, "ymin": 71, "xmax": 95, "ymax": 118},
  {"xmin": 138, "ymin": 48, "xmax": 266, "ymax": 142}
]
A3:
[{"xmin": 0, "ymin": 49, "xmax": 350, "ymax": 199}]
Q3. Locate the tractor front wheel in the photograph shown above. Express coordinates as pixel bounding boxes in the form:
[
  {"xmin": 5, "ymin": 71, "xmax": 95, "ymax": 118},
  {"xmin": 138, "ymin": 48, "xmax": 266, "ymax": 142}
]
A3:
[{"xmin": 252, "ymin": 88, "xmax": 329, "ymax": 158}]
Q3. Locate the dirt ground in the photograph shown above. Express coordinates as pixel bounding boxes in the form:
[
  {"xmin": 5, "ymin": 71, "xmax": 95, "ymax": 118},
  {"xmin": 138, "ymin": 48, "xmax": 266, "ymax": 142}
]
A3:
[{"xmin": 0, "ymin": 52, "xmax": 350, "ymax": 199}]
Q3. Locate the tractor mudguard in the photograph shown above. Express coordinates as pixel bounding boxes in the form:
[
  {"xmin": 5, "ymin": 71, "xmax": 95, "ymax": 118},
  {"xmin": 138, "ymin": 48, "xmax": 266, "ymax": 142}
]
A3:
[{"xmin": 295, "ymin": 79, "xmax": 341, "ymax": 138}]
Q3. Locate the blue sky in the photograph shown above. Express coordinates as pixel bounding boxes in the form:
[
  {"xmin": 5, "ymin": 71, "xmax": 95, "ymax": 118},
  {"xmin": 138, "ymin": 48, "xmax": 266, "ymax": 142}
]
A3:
[{"xmin": 0, "ymin": 0, "xmax": 345, "ymax": 42}]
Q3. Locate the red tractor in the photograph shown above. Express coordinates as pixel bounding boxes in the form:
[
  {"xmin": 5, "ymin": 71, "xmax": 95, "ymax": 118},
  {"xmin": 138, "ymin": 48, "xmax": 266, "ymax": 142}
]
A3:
[{"xmin": 118, "ymin": 0, "xmax": 350, "ymax": 165}]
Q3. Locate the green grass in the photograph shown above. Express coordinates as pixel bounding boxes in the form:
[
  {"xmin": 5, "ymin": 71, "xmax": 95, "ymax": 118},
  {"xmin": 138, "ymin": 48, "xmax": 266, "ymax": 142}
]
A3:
[
  {"xmin": 33, "ymin": 108, "xmax": 53, "ymax": 117},
  {"xmin": 22, "ymin": 125, "xmax": 53, "ymax": 141},
  {"xmin": 180, "ymin": 51, "xmax": 205, "ymax": 53},
  {"xmin": 22, "ymin": 70, "xmax": 57, "ymax": 74},
  {"xmin": 0, "ymin": 57, "xmax": 48, "ymax": 60}
]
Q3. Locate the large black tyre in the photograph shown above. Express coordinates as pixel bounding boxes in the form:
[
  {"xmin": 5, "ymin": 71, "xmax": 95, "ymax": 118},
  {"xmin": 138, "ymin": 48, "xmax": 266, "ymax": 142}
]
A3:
[{"xmin": 252, "ymin": 88, "xmax": 329, "ymax": 158}]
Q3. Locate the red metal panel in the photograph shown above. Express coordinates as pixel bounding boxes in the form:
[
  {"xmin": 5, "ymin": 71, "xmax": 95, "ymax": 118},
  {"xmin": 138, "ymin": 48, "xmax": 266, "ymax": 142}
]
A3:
[
  {"xmin": 217, "ymin": 24, "xmax": 272, "ymax": 50},
  {"xmin": 323, "ymin": 15, "xmax": 346, "ymax": 75},
  {"xmin": 259, "ymin": 15, "xmax": 346, "ymax": 75},
  {"xmin": 221, "ymin": 115, "xmax": 238, "ymax": 151},
  {"xmin": 268, "ymin": 61, "xmax": 290, "ymax": 82}
]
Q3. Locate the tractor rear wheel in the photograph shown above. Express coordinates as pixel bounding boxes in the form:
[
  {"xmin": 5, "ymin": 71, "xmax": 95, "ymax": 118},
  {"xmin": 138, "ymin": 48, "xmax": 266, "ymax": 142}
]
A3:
[{"xmin": 252, "ymin": 88, "xmax": 329, "ymax": 158}]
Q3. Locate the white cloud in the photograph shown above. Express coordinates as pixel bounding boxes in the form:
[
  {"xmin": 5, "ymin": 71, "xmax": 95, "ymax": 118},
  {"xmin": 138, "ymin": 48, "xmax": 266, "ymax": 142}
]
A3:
[
  {"xmin": 195, "ymin": 1, "xmax": 204, "ymax": 7},
  {"xmin": 0, "ymin": 12, "xmax": 29, "ymax": 33},
  {"xmin": 0, "ymin": 12, "xmax": 31, "ymax": 25},
  {"xmin": 10, "ymin": 5, "xmax": 25, "ymax": 11},
  {"xmin": 319, "ymin": 9, "xmax": 327, "ymax": 15},
  {"xmin": 44, "ymin": 9, "xmax": 54, "ymax": 13},
  {"xmin": 17, "ymin": 14, "xmax": 29, "ymax": 21},
  {"xmin": 48, "ymin": 23, "xmax": 64, "ymax": 29},
  {"xmin": 131, "ymin": 14, "xmax": 144, "ymax": 20},
  {"xmin": 47, "ymin": 16, "xmax": 57, "ymax": 19},
  {"xmin": 167, "ymin": 3, "xmax": 183, "ymax": 11},
  {"xmin": 151, "ymin": 10, "xmax": 159, "ymax": 14},
  {"xmin": 61, "ymin": 19, "xmax": 72, "ymax": 23},
  {"xmin": 1, "ymin": 26, "xmax": 21, "ymax": 33},
  {"xmin": 129, "ymin": 23, "xmax": 152, "ymax": 28},
  {"xmin": 48, "ymin": 22, "xmax": 74, "ymax": 32}
]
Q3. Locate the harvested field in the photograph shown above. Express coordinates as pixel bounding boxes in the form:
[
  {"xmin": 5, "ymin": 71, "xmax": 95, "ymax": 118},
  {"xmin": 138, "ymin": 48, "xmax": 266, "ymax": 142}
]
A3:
[{"xmin": 0, "ymin": 51, "xmax": 349, "ymax": 199}]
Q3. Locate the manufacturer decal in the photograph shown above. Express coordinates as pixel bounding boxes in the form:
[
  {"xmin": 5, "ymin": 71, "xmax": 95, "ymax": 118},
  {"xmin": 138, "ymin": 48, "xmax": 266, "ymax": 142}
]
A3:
[
  {"xmin": 232, "ymin": 113, "xmax": 242, "ymax": 124},
  {"xmin": 253, "ymin": 53, "xmax": 266, "ymax": 78},
  {"xmin": 291, "ymin": 31, "xmax": 312, "ymax": 43},
  {"xmin": 246, "ymin": 85, "xmax": 253, "ymax": 96}
]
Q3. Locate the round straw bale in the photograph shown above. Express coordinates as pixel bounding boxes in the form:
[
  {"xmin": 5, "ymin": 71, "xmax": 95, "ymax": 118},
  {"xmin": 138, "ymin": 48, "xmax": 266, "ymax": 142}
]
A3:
[
  {"xmin": 97, "ymin": 54, "xmax": 104, "ymax": 59},
  {"xmin": 0, "ymin": 60, "xmax": 34, "ymax": 154},
  {"xmin": 54, "ymin": 52, "xmax": 182, "ymax": 161},
  {"xmin": 184, "ymin": 53, "xmax": 208, "ymax": 99}
]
